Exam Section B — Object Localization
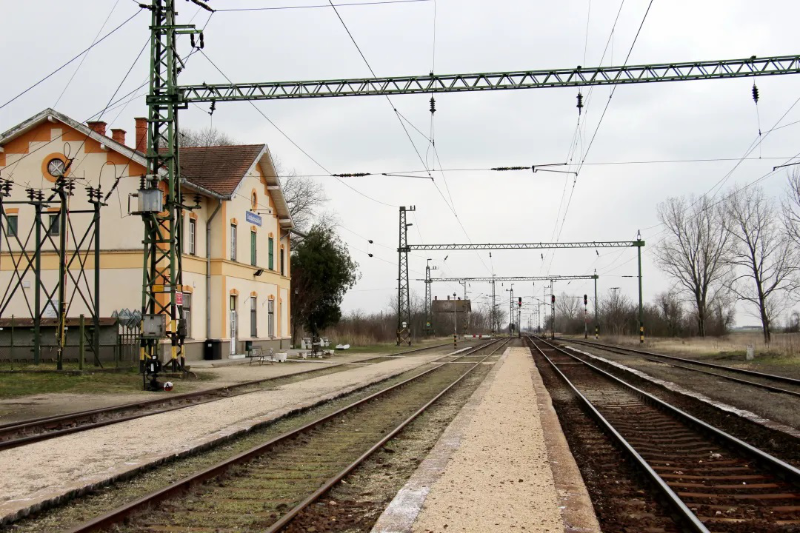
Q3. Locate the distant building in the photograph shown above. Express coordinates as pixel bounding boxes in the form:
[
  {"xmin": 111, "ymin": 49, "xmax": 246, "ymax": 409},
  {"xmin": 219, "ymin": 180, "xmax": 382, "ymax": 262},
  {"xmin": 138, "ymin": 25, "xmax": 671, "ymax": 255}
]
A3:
[{"xmin": 0, "ymin": 109, "xmax": 293, "ymax": 361}]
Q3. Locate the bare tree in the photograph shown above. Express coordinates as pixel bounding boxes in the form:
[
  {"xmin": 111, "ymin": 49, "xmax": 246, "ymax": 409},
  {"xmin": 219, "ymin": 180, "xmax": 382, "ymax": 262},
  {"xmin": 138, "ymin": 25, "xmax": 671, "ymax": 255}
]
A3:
[
  {"xmin": 179, "ymin": 126, "xmax": 237, "ymax": 147},
  {"xmin": 556, "ymin": 292, "xmax": 581, "ymax": 321},
  {"xmin": 654, "ymin": 290, "xmax": 684, "ymax": 337},
  {"xmin": 655, "ymin": 195, "xmax": 731, "ymax": 337},
  {"xmin": 782, "ymin": 171, "xmax": 800, "ymax": 251},
  {"xmin": 600, "ymin": 289, "xmax": 634, "ymax": 335},
  {"xmin": 270, "ymin": 156, "xmax": 328, "ymax": 233},
  {"xmin": 724, "ymin": 185, "xmax": 796, "ymax": 344}
]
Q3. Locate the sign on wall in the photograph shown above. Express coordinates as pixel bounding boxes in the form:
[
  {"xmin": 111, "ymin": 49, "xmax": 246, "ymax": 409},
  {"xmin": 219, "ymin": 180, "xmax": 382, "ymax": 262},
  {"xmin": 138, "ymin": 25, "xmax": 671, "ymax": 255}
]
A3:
[{"xmin": 246, "ymin": 211, "xmax": 262, "ymax": 226}]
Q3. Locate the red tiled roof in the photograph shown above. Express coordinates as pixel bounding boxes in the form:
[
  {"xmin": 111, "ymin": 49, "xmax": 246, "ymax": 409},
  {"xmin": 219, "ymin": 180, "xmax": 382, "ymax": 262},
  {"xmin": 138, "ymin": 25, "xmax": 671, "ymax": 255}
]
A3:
[{"xmin": 179, "ymin": 144, "xmax": 265, "ymax": 197}]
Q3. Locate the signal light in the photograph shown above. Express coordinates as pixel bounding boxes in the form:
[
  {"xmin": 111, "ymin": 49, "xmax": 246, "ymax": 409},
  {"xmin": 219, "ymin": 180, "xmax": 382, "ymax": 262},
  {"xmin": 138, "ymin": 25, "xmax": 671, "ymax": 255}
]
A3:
[
  {"xmin": 551, "ymin": 295, "xmax": 556, "ymax": 304},
  {"xmin": 584, "ymin": 294, "xmax": 588, "ymax": 305},
  {"xmin": 518, "ymin": 297, "xmax": 522, "ymax": 307}
]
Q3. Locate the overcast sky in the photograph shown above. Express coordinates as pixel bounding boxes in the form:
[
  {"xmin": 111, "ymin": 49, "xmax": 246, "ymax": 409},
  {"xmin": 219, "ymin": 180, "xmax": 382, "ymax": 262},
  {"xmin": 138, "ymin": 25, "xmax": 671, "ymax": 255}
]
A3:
[{"xmin": 3, "ymin": 0, "xmax": 800, "ymax": 327}]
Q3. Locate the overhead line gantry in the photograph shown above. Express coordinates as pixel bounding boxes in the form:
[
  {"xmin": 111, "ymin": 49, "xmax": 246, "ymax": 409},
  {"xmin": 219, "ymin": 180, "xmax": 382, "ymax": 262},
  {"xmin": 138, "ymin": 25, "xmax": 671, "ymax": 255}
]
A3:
[
  {"xmin": 180, "ymin": 55, "xmax": 800, "ymax": 102},
  {"xmin": 417, "ymin": 275, "xmax": 599, "ymax": 336},
  {"xmin": 141, "ymin": 0, "xmax": 800, "ymax": 383}
]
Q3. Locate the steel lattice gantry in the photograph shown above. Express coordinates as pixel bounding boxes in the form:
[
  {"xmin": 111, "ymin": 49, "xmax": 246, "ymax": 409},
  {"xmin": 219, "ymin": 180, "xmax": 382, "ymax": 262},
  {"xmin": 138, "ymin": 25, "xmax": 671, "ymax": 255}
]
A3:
[
  {"xmin": 407, "ymin": 241, "xmax": 641, "ymax": 251},
  {"xmin": 178, "ymin": 55, "xmax": 800, "ymax": 102},
  {"xmin": 419, "ymin": 275, "xmax": 599, "ymax": 337},
  {"xmin": 406, "ymin": 240, "xmax": 641, "ymax": 343},
  {"xmin": 417, "ymin": 275, "xmax": 599, "ymax": 283},
  {"xmin": 146, "ymin": 4, "xmax": 800, "ymax": 361}
]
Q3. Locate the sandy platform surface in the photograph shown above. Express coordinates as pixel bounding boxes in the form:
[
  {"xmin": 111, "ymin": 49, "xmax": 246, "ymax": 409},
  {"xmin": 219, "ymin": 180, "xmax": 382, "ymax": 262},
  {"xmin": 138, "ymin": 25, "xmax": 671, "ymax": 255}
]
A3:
[{"xmin": 410, "ymin": 347, "xmax": 565, "ymax": 532}]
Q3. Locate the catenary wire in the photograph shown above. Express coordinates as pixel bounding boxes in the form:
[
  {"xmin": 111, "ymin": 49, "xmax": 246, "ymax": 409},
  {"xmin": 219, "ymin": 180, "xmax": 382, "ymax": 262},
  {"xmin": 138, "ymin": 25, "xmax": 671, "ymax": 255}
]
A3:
[
  {"xmin": 54, "ymin": 0, "xmax": 123, "ymax": 108},
  {"xmin": 216, "ymin": 0, "xmax": 432, "ymax": 12},
  {"xmin": 0, "ymin": 9, "xmax": 143, "ymax": 111},
  {"xmin": 198, "ymin": 50, "xmax": 397, "ymax": 208}
]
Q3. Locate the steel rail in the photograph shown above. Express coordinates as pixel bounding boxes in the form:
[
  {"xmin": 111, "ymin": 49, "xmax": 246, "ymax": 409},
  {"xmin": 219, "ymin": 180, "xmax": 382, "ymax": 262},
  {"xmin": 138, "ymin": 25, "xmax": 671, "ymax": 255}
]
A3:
[
  {"xmin": 568, "ymin": 338, "xmax": 800, "ymax": 387},
  {"xmin": 264, "ymin": 337, "xmax": 510, "ymax": 532},
  {"xmin": 525, "ymin": 336, "xmax": 709, "ymax": 533},
  {"xmin": 66, "ymin": 339, "xmax": 506, "ymax": 533},
  {"xmin": 564, "ymin": 338, "xmax": 800, "ymax": 399},
  {"xmin": 529, "ymin": 336, "xmax": 800, "ymax": 531},
  {"xmin": 0, "ymin": 341, "xmax": 454, "ymax": 451}
]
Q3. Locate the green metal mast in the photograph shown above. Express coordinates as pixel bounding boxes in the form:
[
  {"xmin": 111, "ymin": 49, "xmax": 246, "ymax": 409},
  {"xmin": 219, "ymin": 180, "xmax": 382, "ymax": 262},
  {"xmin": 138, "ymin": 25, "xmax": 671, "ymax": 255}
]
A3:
[{"xmin": 140, "ymin": 0, "xmax": 202, "ymax": 389}]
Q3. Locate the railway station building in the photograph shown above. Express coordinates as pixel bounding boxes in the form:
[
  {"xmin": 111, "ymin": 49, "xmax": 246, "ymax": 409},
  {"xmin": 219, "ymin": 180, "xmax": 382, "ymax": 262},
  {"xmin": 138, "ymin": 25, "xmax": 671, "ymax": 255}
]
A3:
[{"xmin": 0, "ymin": 109, "xmax": 293, "ymax": 361}]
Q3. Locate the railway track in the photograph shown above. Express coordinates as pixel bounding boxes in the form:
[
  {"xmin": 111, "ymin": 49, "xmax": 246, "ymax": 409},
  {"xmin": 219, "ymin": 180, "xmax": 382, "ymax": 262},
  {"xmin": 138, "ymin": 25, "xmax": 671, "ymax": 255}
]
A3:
[
  {"xmin": 63, "ymin": 338, "xmax": 509, "ymax": 533},
  {"xmin": 0, "ymin": 341, "xmax": 456, "ymax": 452},
  {"xmin": 527, "ymin": 336, "xmax": 800, "ymax": 533},
  {"xmin": 566, "ymin": 338, "xmax": 800, "ymax": 398}
]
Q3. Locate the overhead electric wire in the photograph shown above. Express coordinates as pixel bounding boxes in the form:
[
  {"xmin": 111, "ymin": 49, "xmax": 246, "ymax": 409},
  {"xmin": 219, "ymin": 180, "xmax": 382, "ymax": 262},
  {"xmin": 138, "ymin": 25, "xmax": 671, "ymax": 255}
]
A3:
[
  {"xmin": 216, "ymin": 0, "xmax": 432, "ymax": 12},
  {"xmin": 55, "ymin": 0, "xmax": 123, "ymax": 108},
  {"xmin": 197, "ymin": 49, "xmax": 397, "ymax": 208},
  {"xmin": 542, "ymin": 0, "xmax": 627, "ymax": 274},
  {"xmin": 0, "ymin": 8, "xmax": 143, "ymax": 111},
  {"xmin": 326, "ymin": 0, "xmax": 433, "ymax": 181},
  {"xmin": 543, "ymin": 0, "xmax": 653, "ymax": 278}
]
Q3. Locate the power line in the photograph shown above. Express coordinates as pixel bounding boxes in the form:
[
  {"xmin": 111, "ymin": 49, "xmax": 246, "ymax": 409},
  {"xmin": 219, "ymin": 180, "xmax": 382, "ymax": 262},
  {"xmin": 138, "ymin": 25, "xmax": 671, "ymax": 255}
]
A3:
[
  {"xmin": 0, "ymin": 8, "xmax": 143, "ymax": 111},
  {"xmin": 54, "ymin": 0, "xmax": 123, "ymax": 108},
  {"xmin": 545, "ymin": 0, "xmax": 654, "ymax": 276},
  {"xmin": 216, "ymin": 0, "xmax": 432, "ymax": 12},
  {"xmin": 269, "ymin": 154, "xmax": 800, "ymax": 179},
  {"xmin": 198, "ymin": 49, "xmax": 398, "ymax": 208}
]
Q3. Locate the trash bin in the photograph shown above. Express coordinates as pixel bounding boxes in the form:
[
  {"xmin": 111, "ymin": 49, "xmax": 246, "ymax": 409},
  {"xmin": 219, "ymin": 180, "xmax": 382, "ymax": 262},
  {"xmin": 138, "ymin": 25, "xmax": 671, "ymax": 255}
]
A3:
[
  {"xmin": 204, "ymin": 339, "xmax": 223, "ymax": 360},
  {"xmin": 244, "ymin": 340, "xmax": 253, "ymax": 354}
]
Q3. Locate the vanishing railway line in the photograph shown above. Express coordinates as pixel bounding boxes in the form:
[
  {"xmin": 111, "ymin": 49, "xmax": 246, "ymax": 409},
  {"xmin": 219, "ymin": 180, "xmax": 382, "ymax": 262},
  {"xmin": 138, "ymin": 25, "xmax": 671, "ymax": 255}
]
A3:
[
  {"xmin": 0, "ymin": 342, "xmax": 459, "ymax": 452},
  {"xmin": 566, "ymin": 338, "xmax": 800, "ymax": 398},
  {"xmin": 59, "ymin": 338, "xmax": 508, "ymax": 533},
  {"xmin": 528, "ymin": 336, "xmax": 800, "ymax": 533}
]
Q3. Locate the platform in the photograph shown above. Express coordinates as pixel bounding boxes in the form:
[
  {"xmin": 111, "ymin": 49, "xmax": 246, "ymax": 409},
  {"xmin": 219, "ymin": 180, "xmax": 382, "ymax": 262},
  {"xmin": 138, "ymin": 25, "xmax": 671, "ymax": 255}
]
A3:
[{"xmin": 372, "ymin": 346, "xmax": 600, "ymax": 532}]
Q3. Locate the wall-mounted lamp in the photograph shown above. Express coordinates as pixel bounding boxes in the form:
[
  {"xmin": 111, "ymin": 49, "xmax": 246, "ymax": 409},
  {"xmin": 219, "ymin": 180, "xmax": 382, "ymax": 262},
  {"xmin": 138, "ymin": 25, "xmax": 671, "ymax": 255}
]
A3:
[{"xmin": 254, "ymin": 269, "xmax": 264, "ymax": 277}]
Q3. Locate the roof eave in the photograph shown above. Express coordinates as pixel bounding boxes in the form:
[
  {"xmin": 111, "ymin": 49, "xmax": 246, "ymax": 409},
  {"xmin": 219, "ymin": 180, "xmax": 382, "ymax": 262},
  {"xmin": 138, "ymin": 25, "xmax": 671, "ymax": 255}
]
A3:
[
  {"xmin": 0, "ymin": 108, "xmax": 148, "ymax": 169},
  {"xmin": 257, "ymin": 147, "xmax": 294, "ymax": 229}
]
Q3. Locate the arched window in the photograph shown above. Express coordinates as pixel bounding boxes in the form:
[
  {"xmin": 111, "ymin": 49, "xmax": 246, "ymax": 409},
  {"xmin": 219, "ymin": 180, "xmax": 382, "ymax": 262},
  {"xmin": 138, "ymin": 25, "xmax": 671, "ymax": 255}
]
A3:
[{"xmin": 251, "ymin": 191, "xmax": 258, "ymax": 211}]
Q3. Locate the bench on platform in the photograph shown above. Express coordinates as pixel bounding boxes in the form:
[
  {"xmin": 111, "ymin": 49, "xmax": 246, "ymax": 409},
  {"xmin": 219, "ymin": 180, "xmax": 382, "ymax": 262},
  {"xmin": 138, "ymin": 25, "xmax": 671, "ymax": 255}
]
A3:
[{"xmin": 248, "ymin": 347, "xmax": 274, "ymax": 365}]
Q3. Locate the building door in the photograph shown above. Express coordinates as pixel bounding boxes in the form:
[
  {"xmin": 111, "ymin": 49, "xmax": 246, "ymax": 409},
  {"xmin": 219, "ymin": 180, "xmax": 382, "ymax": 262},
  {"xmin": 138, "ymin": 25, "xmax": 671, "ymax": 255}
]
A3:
[{"xmin": 230, "ymin": 295, "xmax": 238, "ymax": 355}]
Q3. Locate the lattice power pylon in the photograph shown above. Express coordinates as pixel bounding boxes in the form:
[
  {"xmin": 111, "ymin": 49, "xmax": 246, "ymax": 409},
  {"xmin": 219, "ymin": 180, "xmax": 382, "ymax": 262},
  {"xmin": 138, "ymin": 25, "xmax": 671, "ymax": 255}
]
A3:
[{"xmin": 396, "ymin": 206, "xmax": 414, "ymax": 345}]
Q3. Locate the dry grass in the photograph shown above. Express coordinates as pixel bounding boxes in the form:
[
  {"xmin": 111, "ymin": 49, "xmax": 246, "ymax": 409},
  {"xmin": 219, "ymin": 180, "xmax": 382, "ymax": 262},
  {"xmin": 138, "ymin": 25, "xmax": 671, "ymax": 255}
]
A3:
[{"xmin": 580, "ymin": 332, "xmax": 800, "ymax": 369}]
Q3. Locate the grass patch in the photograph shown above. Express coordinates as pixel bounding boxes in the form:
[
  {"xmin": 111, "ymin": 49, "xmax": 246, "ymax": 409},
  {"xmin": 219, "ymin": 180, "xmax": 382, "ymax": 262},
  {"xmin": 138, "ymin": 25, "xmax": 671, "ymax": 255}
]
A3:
[
  {"xmin": 0, "ymin": 368, "xmax": 217, "ymax": 399},
  {"xmin": 0, "ymin": 369, "xmax": 147, "ymax": 398}
]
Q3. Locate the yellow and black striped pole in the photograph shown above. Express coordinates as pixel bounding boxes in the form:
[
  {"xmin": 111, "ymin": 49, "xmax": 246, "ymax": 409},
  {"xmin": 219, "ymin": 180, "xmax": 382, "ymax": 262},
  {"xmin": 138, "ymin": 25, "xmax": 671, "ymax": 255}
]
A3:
[{"xmin": 637, "ymin": 235, "xmax": 645, "ymax": 344}]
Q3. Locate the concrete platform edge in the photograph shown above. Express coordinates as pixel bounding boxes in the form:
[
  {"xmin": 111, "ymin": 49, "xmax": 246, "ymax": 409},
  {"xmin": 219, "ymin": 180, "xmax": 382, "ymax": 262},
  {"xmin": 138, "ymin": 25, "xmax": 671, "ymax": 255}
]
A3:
[
  {"xmin": 529, "ymin": 349, "xmax": 601, "ymax": 533},
  {"xmin": 370, "ymin": 349, "xmax": 509, "ymax": 533}
]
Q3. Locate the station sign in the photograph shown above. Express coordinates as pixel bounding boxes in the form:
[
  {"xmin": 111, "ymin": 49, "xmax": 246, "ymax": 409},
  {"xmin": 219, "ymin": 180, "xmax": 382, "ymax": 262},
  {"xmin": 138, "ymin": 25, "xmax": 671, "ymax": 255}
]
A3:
[{"xmin": 246, "ymin": 211, "xmax": 262, "ymax": 226}]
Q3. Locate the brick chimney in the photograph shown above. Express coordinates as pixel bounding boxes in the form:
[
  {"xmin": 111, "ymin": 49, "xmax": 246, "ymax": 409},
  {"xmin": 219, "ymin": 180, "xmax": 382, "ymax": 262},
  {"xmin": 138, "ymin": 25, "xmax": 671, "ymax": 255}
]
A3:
[
  {"xmin": 135, "ymin": 117, "xmax": 147, "ymax": 153},
  {"xmin": 111, "ymin": 128, "xmax": 126, "ymax": 146},
  {"xmin": 86, "ymin": 121, "xmax": 106, "ymax": 136}
]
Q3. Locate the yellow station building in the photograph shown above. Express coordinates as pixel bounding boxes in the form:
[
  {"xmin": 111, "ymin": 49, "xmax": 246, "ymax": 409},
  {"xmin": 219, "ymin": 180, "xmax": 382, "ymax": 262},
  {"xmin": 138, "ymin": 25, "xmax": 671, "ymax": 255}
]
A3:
[{"xmin": 0, "ymin": 109, "xmax": 293, "ymax": 361}]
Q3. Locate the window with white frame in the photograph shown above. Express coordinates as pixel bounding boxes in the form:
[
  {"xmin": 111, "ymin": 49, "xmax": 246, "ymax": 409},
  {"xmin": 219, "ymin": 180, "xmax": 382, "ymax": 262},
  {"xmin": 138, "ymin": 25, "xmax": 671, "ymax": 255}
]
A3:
[
  {"xmin": 189, "ymin": 218, "xmax": 196, "ymax": 255},
  {"xmin": 250, "ymin": 296, "xmax": 257, "ymax": 338},
  {"xmin": 268, "ymin": 299, "xmax": 275, "ymax": 338},
  {"xmin": 183, "ymin": 293, "xmax": 192, "ymax": 339},
  {"xmin": 230, "ymin": 223, "xmax": 237, "ymax": 261}
]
